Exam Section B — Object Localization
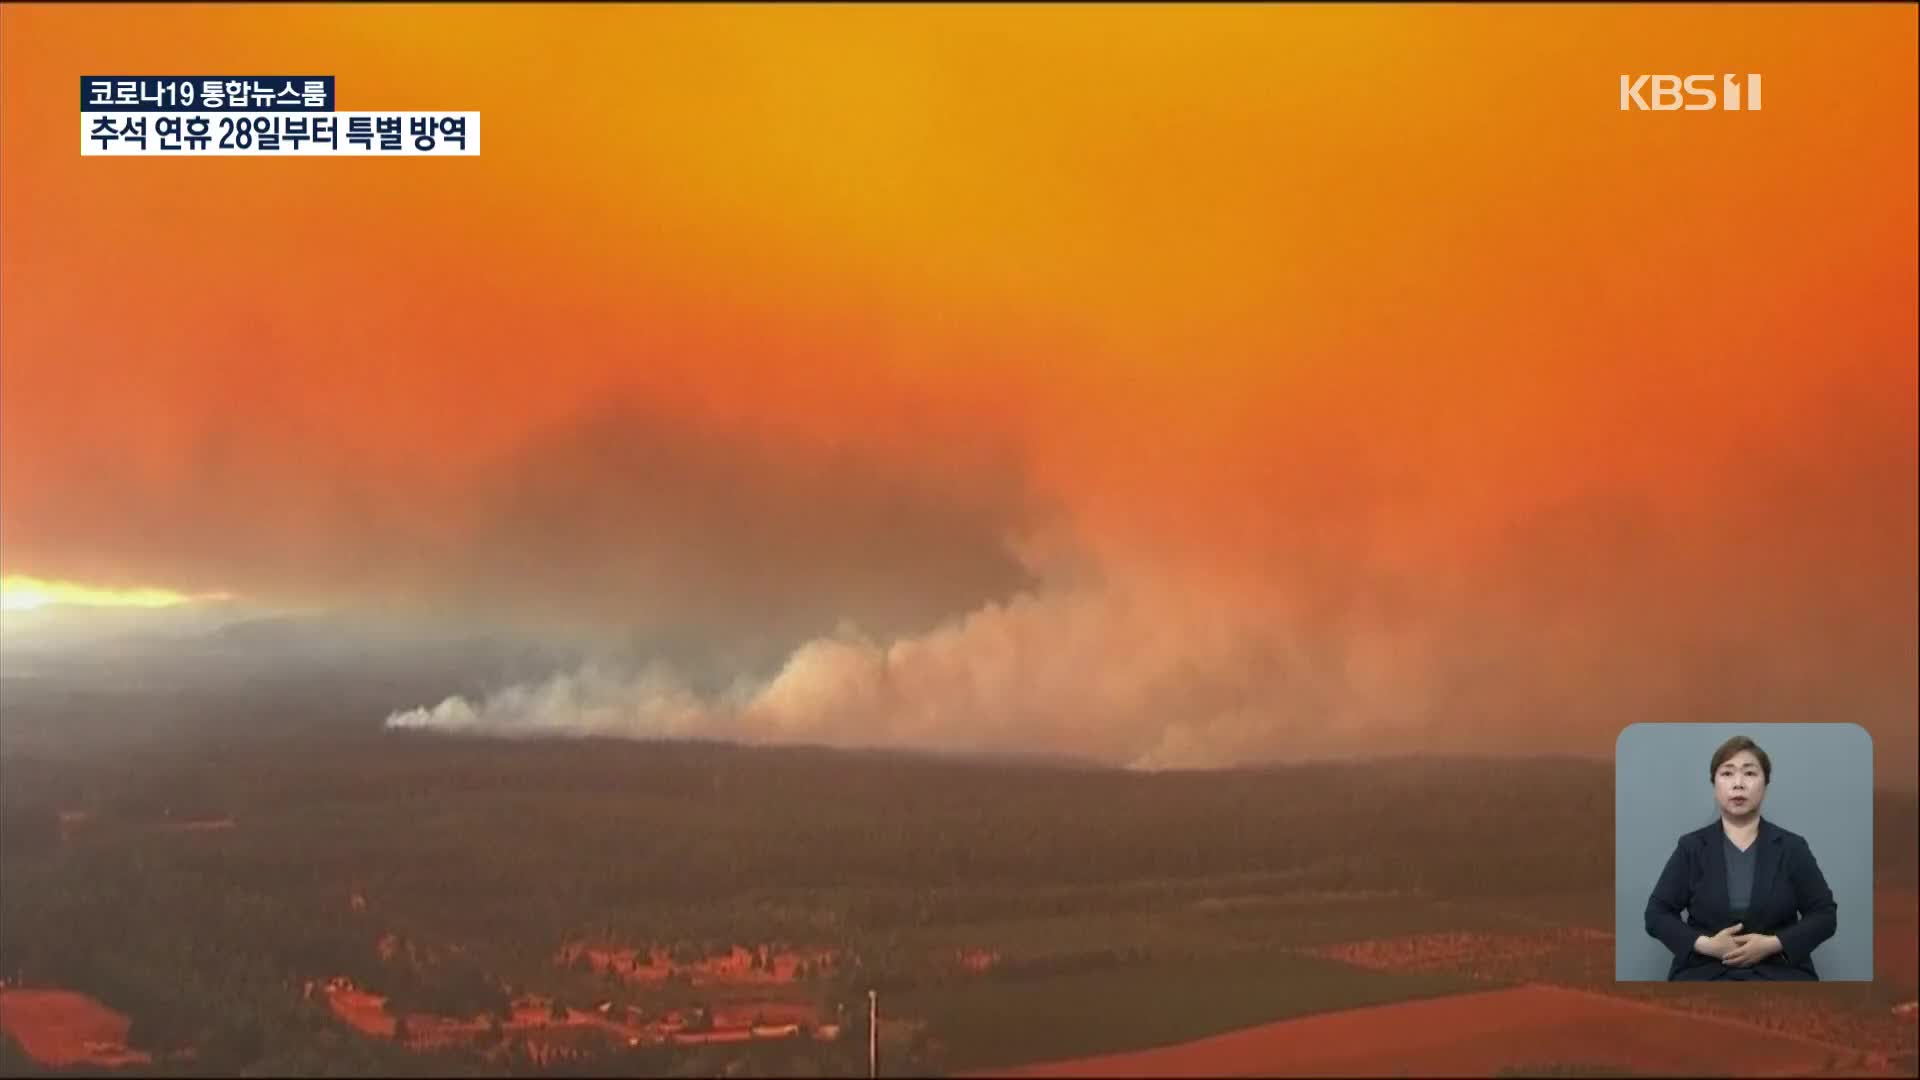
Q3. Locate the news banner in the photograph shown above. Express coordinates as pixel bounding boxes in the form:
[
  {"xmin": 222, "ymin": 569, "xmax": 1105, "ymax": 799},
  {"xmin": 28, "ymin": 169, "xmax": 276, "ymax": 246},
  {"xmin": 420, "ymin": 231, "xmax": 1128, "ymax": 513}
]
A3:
[{"xmin": 81, "ymin": 76, "xmax": 479, "ymax": 156}]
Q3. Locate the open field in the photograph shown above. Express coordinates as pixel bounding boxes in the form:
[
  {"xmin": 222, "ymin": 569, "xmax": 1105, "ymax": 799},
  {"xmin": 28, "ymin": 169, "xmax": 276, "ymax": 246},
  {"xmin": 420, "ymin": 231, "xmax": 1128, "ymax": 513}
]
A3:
[
  {"xmin": 321, "ymin": 985, "xmax": 397, "ymax": 1038},
  {"xmin": 915, "ymin": 881, "xmax": 1920, "ymax": 1077},
  {"xmin": 970, "ymin": 983, "xmax": 1885, "ymax": 1078},
  {"xmin": 0, "ymin": 988, "xmax": 152, "ymax": 1069},
  {"xmin": 893, "ymin": 948, "xmax": 1483, "ymax": 1073},
  {"xmin": 1359, "ymin": 887, "xmax": 1920, "ymax": 1067}
]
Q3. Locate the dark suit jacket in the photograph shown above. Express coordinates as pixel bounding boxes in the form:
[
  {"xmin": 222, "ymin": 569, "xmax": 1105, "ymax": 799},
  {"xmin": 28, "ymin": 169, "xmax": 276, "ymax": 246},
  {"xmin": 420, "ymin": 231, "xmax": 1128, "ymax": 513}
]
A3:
[{"xmin": 1643, "ymin": 817, "xmax": 1837, "ymax": 981}]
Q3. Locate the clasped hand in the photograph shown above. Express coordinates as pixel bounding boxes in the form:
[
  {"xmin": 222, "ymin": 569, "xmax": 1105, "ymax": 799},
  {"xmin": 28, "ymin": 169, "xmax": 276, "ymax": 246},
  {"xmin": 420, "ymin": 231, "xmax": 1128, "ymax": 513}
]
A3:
[{"xmin": 1701, "ymin": 922, "xmax": 1783, "ymax": 967}]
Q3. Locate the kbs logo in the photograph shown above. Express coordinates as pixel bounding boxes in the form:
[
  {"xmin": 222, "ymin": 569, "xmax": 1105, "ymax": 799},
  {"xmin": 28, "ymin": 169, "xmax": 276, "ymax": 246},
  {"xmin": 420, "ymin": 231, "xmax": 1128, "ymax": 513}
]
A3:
[{"xmin": 1619, "ymin": 74, "xmax": 1762, "ymax": 111}]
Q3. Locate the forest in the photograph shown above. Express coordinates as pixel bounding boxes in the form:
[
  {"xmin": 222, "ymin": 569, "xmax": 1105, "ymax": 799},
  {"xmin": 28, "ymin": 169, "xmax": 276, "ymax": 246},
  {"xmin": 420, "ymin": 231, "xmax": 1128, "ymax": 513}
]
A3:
[{"xmin": 2, "ymin": 731, "xmax": 1913, "ymax": 1076}]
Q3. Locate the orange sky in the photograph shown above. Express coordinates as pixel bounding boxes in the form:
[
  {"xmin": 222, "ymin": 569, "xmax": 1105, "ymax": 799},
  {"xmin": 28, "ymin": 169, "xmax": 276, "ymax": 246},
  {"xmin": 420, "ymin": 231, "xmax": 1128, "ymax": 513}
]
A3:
[{"xmin": 2, "ymin": 5, "xmax": 1914, "ymax": 773}]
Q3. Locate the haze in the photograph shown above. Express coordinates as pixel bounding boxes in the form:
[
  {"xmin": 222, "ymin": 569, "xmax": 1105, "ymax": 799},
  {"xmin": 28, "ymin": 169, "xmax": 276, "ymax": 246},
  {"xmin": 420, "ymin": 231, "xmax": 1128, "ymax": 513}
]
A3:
[{"xmin": 2, "ymin": 5, "xmax": 1914, "ymax": 782}]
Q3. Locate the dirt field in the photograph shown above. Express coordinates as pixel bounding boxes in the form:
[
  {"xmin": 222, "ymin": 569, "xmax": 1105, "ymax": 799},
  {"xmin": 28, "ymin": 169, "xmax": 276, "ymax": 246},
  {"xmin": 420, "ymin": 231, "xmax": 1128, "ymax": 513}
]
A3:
[
  {"xmin": 1303, "ymin": 888, "xmax": 1920, "ymax": 1063},
  {"xmin": 0, "ymin": 988, "xmax": 153, "ymax": 1068},
  {"xmin": 323, "ymin": 986, "xmax": 396, "ymax": 1037},
  {"xmin": 972, "ymin": 983, "xmax": 1880, "ymax": 1078}
]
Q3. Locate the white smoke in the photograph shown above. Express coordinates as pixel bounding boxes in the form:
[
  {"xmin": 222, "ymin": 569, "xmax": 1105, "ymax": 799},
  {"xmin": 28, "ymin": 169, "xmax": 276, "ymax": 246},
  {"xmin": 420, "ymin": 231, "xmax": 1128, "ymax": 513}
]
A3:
[
  {"xmin": 381, "ymin": 458, "xmax": 1918, "ymax": 774},
  {"xmin": 385, "ymin": 662, "xmax": 728, "ymax": 740},
  {"xmin": 383, "ymin": 548, "xmax": 1444, "ymax": 770}
]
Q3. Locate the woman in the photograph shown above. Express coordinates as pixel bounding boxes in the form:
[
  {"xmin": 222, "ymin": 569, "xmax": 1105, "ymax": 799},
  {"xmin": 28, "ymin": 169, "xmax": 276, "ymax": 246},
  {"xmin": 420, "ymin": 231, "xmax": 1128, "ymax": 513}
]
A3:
[{"xmin": 1643, "ymin": 735, "xmax": 1837, "ymax": 980}]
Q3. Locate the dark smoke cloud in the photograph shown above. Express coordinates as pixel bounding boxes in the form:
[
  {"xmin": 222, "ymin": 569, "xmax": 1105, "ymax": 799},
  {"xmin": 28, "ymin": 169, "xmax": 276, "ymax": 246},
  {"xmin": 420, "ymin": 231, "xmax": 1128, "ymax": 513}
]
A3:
[
  {"xmin": 5, "ymin": 398, "xmax": 1044, "ymax": 670},
  {"xmin": 388, "ymin": 373, "xmax": 1917, "ymax": 786}
]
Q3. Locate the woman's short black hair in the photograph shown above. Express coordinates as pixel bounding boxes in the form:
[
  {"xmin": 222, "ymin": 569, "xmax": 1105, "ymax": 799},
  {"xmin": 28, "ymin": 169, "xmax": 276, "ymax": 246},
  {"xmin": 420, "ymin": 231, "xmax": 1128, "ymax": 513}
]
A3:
[{"xmin": 1710, "ymin": 735, "xmax": 1772, "ymax": 783}]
